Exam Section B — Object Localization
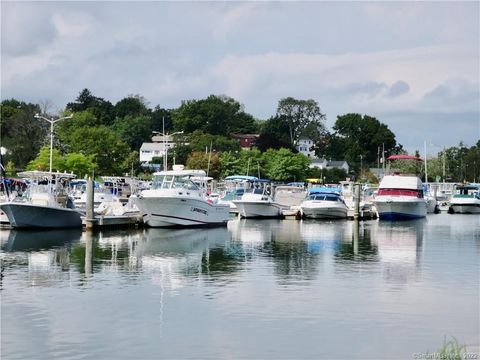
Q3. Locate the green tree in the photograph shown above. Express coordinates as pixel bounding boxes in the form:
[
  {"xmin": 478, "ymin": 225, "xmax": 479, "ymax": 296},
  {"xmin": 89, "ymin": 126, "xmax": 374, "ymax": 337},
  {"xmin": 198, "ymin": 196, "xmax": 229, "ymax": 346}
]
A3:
[
  {"xmin": 64, "ymin": 152, "xmax": 95, "ymax": 178},
  {"xmin": 187, "ymin": 130, "xmax": 240, "ymax": 153},
  {"xmin": 0, "ymin": 99, "xmax": 45, "ymax": 169},
  {"xmin": 114, "ymin": 95, "xmax": 149, "ymax": 119},
  {"xmin": 66, "ymin": 89, "xmax": 115, "ymax": 125},
  {"xmin": 112, "ymin": 115, "xmax": 153, "ymax": 150},
  {"xmin": 256, "ymin": 115, "xmax": 293, "ymax": 151},
  {"xmin": 26, "ymin": 146, "xmax": 65, "ymax": 172},
  {"xmin": 186, "ymin": 151, "xmax": 221, "ymax": 178},
  {"xmin": 276, "ymin": 97, "xmax": 326, "ymax": 146},
  {"xmin": 263, "ymin": 148, "xmax": 310, "ymax": 182},
  {"xmin": 172, "ymin": 95, "xmax": 257, "ymax": 136}
]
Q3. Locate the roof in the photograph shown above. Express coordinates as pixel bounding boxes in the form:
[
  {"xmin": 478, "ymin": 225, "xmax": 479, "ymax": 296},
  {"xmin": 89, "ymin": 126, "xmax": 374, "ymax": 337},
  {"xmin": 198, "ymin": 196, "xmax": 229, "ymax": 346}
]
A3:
[
  {"xmin": 225, "ymin": 175, "xmax": 258, "ymax": 181},
  {"xmin": 308, "ymin": 187, "xmax": 341, "ymax": 195},
  {"xmin": 17, "ymin": 170, "xmax": 77, "ymax": 179},
  {"xmin": 140, "ymin": 142, "xmax": 167, "ymax": 151},
  {"xmin": 327, "ymin": 161, "xmax": 347, "ymax": 167},
  {"xmin": 153, "ymin": 169, "xmax": 207, "ymax": 177}
]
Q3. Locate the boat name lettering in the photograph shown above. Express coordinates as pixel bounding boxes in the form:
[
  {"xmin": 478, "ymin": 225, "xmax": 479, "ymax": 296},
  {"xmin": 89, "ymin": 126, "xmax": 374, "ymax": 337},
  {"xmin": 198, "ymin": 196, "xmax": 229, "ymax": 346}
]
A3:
[{"xmin": 191, "ymin": 207, "xmax": 208, "ymax": 215}]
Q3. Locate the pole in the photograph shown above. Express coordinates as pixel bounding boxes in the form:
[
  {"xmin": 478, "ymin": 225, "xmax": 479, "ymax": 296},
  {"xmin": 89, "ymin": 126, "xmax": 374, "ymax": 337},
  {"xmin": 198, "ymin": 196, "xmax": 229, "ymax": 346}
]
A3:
[
  {"xmin": 424, "ymin": 141, "xmax": 428, "ymax": 185},
  {"xmin": 85, "ymin": 177, "xmax": 96, "ymax": 230},
  {"xmin": 162, "ymin": 116, "xmax": 167, "ymax": 171},
  {"xmin": 353, "ymin": 183, "xmax": 361, "ymax": 219}
]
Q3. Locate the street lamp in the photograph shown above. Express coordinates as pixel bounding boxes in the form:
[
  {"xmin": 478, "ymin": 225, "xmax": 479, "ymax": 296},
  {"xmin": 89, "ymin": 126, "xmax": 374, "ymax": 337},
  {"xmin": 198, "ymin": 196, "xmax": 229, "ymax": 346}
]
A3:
[
  {"xmin": 151, "ymin": 130, "xmax": 184, "ymax": 171},
  {"xmin": 35, "ymin": 113, "xmax": 73, "ymax": 175}
]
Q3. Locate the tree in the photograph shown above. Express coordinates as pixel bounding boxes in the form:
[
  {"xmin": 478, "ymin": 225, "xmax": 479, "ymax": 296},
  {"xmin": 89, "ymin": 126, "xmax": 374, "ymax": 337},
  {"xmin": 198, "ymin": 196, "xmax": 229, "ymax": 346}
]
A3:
[
  {"xmin": 112, "ymin": 115, "xmax": 153, "ymax": 150},
  {"xmin": 263, "ymin": 148, "xmax": 310, "ymax": 182},
  {"xmin": 186, "ymin": 151, "xmax": 221, "ymax": 178},
  {"xmin": 26, "ymin": 146, "xmax": 65, "ymax": 172},
  {"xmin": 322, "ymin": 113, "xmax": 400, "ymax": 172},
  {"xmin": 114, "ymin": 95, "xmax": 149, "ymax": 119},
  {"xmin": 276, "ymin": 97, "xmax": 326, "ymax": 146},
  {"xmin": 66, "ymin": 89, "xmax": 115, "ymax": 125},
  {"xmin": 256, "ymin": 115, "xmax": 293, "ymax": 151},
  {"xmin": 187, "ymin": 130, "xmax": 240, "ymax": 153},
  {"xmin": 0, "ymin": 99, "xmax": 45, "ymax": 169},
  {"xmin": 172, "ymin": 95, "xmax": 258, "ymax": 136},
  {"xmin": 64, "ymin": 152, "xmax": 95, "ymax": 178}
]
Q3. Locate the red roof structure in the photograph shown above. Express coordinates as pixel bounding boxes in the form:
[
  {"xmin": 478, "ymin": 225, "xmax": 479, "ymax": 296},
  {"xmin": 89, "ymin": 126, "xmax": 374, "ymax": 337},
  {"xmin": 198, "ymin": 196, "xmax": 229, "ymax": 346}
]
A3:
[{"xmin": 387, "ymin": 155, "xmax": 423, "ymax": 162}]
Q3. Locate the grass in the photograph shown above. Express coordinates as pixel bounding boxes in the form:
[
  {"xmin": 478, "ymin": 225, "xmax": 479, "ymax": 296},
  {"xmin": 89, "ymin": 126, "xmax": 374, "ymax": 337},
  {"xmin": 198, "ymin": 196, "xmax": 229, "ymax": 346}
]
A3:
[{"xmin": 438, "ymin": 336, "xmax": 468, "ymax": 360}]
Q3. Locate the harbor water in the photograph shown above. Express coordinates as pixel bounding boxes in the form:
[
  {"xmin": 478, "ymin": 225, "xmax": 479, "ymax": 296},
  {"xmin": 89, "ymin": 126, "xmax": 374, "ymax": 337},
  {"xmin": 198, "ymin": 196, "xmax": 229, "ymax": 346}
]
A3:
[{"xmin": 1, "ymin": 214, "xmax": 479, "ymax": 359}]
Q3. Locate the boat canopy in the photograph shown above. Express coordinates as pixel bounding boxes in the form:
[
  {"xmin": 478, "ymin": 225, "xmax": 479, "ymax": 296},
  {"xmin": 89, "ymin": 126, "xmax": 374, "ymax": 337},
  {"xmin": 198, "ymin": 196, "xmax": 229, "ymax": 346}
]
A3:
[
  {"xmin": 308, "ymin": 187, "xmax": 341, "ymax": 195},
  {"xmin": 455, "ymin": 184, "xmax": 479, "ymax": 190},
  {"xmin": 17, "ymin": 170, "xmax": 77, "ymax": 179},
  {"xmin": 379, "ymin": 175, "xmax": 423, "ymax": 190},
  {"xmin": 153, "ymin": 169, "xmax": 207, "ymax": 177},
  {"xmin": 287, "ymin": 182, "xmax": 305, "ymax": 187},
  {"xmin": 387, "ymin": 155, "xmax": 423, "ymax": 162},
  {"xmin": 224, "ymin": 175, "xmax": 258, "ymax": 181}
]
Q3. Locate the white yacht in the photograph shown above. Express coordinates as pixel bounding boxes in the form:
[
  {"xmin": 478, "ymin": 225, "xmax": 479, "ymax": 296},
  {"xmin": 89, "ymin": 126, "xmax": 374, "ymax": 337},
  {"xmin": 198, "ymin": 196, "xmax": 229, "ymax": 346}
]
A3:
[
  {"xmin": 0, "ymin": 171, "xmax": 82, "ymax": 229},
  {"xmin": 300, "ymin": 187, "xmax": 348, "ymax": 219},
  {"xmin": 448, "ymin": 184, "xmax": 480, "ymax": 214},
  {"xmin": 373, "ymin": 175, "xmax": 428, "ymax": 220},
  {"xmin": 134, "ymin": 165, "xmax": 230, "ymax": 227},
  {"xmin": 232, "ymin": 180, "xmax": 287, "ymax": 218}
]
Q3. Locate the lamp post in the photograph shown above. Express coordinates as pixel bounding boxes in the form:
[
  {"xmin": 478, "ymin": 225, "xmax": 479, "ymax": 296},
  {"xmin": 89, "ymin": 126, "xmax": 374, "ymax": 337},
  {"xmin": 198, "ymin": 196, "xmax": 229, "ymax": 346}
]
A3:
[
  {"xmin": 152, "ymin": 130, "xmax": 184, "ymax": 171},
  {"xmin": 35, "ymin": 113, "xmax": 73, "ymax": 174}
]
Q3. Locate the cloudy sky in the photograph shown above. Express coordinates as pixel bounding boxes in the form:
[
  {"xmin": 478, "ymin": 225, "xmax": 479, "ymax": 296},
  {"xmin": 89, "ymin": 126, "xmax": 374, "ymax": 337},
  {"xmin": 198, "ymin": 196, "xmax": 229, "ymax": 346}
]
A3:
[{"xmin": 1, "ymin": 1, "xmax": 479, "ymax": 154}]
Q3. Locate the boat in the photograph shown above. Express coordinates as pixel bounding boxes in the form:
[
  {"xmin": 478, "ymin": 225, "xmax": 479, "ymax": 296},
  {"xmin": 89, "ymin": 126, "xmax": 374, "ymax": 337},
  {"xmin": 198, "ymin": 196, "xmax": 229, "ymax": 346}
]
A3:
[
  {"xmin": 300, "ymin": 187, "xmax": 348, "ymax": 219},
  {"xmin": 448, "ymin": 184, "xmax": 480, "ymax": 214},
  {"xmin": 232, "ymin": 179, "xmax": 287, "ymax": 218},
  {"xmin": 373, "ymin": 174, "xmax": 428, "ymax": 220},
  {"xmin": 0, "ymin": 171, "xmax": 82, "ymax": 229},
  {"xmin": 134, "ymin": 165, "xmax": 230, "ymax": 227},
  {"xmin": 217, "ymin": 175, "xmax": 259, "ymax": 212}
]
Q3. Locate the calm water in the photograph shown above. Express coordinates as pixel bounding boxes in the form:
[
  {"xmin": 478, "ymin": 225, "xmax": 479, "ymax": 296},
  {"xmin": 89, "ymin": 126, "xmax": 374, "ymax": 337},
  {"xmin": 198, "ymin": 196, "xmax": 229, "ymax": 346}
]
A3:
[{"xmin": 1, "ymin": 214, "xmax": 479, "ymax": 359}]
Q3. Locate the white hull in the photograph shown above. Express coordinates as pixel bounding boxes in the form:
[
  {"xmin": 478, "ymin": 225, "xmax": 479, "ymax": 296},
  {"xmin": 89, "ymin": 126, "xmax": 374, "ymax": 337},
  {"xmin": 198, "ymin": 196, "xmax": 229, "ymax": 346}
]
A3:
[
  {"xmin": 449, "ymin": 198, "xmax": 480, "ymax": 214},
  {"xmin": 0, "ymin": 202, "xmax": 82, "ymax": 228},
  {"xmin": 300, "ymin": 201, "xmax": 348, "ymax": 219},
  {"xmin": 374, "ymin": 197, "xmax": 427, "ymax": 220},
  {"xmin": 233, "ymin": 201, "xmax": 284, "ymax": 218},
  {"xmin": 136, "ymin": 196, "xmax": 229, "ymax": 227}
]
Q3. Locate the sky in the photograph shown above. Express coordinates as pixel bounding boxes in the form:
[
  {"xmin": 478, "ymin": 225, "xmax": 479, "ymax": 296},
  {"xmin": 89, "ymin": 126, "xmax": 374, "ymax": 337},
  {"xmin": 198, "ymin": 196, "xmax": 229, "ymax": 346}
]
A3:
[{"xmin": 1, "ymin": 1, "xmax": 479, "ymax": 154}]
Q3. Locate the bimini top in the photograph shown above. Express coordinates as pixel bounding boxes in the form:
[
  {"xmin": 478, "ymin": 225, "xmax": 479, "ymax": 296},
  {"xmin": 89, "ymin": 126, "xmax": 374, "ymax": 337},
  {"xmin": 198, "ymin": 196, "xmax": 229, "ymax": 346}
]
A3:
[
  {"xmin": 224, "ymin": 175, "xmax": 258, "ymax": 181},
  {"xmin": 17, "ymin": 170, "xmax": 77, "ymax": 179},
  {"xmin": 387, "ymin": 155, "xmax": 423, "ymax": 162},
  {"xmin": 455, "ymin": 184, "xmax": 479, "ymax": 190},
  {"xmin": 308, "ymin": 187, "xmax": 341, "ymax": 195},
  {"xmin": 153, "ymin": 169, "xmax": 207, "ymax": 177}
]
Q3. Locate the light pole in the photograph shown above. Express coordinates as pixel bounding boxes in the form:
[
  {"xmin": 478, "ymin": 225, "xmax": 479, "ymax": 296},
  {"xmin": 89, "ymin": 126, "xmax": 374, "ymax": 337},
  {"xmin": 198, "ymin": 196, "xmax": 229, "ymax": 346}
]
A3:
[
  {"xmin": 152, "ymin": 130, "xmax": 184, "ymax": 171},
  {"xmin": 35, "ymin": 113, "xmax": 73, "ymax": 174}
]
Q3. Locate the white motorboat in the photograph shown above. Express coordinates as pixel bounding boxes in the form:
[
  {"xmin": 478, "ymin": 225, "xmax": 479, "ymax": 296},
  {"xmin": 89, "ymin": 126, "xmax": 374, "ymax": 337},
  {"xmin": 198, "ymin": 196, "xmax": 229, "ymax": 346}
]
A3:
[
  {"xmin": 300, "ymin": 187, "xmax": 348, "ymax": 219},
  {"xmin": 0, "ymin": 171, "xmax": 82, "ymax": 229},
  {"xmin": 232, "ymin": 180, "xmax": 287, "ymax": 218},
  {"xmin": 134, "ymin": 165, "xmax": 230, "ymax": 227},
  {"xmin": 374, "ymin": 174, "xmax": 428, "ymax": 220},
  {"xmin": 448, "ymin": 184, "xmax": 480, "ymax": 214}
]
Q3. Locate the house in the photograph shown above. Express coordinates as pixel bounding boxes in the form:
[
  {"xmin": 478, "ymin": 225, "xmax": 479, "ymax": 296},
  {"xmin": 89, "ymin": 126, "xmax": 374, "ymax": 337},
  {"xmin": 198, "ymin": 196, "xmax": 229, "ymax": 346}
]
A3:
[
  {"xmin": 232, "ymin": 134, "xmax": 259, "ymax": 150},
  {"xmin": 310, "ymin": 158, "xmax": 350, "ymax": 173},
  {"xmin": 296, "ymin": 137, "xmax": 316, "ymax": 158},
  {"xmin": 139, "ymin": 134, "xmax": 184, "ymax": 163}
]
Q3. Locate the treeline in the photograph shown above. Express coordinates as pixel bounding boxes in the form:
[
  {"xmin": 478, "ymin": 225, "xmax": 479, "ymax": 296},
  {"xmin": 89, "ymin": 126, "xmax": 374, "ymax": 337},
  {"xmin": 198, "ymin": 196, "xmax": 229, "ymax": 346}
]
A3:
[{"xmin": 1, "ymin": 89, "xmax": 478, "ymax": 182}]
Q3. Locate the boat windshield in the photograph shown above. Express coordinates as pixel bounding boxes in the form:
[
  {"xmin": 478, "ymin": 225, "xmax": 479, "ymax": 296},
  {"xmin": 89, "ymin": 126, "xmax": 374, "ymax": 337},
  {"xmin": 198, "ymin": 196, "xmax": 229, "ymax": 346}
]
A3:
[
  {"xmin": 308, "ymin": 194, "xmax": 341, "ymax": 202},
  {"xmin": 152, "ymin": 174, "xmax": 200, "ymax": 191}
]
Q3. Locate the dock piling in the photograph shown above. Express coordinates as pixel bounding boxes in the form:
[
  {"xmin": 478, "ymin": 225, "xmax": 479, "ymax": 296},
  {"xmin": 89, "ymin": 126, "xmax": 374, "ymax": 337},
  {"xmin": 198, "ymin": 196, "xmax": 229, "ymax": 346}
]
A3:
[{"xmin": 85, "ymin": 177, "xmax": 97, "ymax": 230}]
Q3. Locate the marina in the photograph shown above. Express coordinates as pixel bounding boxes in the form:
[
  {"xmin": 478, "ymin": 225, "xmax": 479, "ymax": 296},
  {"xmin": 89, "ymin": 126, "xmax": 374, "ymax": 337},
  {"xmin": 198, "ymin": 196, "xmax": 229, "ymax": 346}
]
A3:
[{"xmin": 1, "ymin": 214, "xmax": 478, "ymax": 359}]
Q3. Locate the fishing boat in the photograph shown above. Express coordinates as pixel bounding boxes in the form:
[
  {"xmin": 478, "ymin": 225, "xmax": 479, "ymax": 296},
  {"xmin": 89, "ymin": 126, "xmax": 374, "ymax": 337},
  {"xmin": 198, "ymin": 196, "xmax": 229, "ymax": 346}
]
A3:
[
  {"xmin": 0, "ymin": 171, "xmax": 82, "ymax": 229},
  {"xmin": 232, "ymin": 179, "xmax": 287, "ymax": 218},
  {"xmin": 134, "ymin": 165, "xmax": 230, "ymax": 227},
  {"xmin": 300, "ymin": 187, "xmax": 348, "ymax": 219},
  {"xmin": 448, "ymin": 184, "xmax": 480, "ymax": 214},
  {"xmin": 373, "ymin": 174, "xmax": 428, "ymax": 220}
]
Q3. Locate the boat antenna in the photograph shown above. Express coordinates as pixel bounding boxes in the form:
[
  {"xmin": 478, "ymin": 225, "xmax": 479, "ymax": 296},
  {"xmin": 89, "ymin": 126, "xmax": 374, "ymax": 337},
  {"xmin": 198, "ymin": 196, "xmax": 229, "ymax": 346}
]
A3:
[
  {"xmin": 0, "ymin": 152, "xmax": 10, "ymax": 200},
  {"xmin": 206, "ymin": 140, "xmax": 213, "ymax": 177}
]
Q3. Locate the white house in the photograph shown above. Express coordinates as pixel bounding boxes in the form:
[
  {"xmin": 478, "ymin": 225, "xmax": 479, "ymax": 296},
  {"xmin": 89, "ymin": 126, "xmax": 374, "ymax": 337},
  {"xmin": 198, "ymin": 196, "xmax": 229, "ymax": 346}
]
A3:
[
  {"xmin": 296, "ymin": 137, "xmax": 316, "ymax": 158},
  {"xmin": 139, "ymin": 135, "xmax": 180, "ymax": 163},
  {"xmin": 309, "ymin": 158, "xmax": 350, "ymax": 173}
]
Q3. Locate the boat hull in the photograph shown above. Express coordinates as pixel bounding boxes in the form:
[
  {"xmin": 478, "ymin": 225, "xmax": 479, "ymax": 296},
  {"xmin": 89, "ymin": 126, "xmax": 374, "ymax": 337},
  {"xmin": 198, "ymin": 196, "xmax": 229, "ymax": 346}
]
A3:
[
  {"xmin": 374, "ymin": 197, "xmax": 427, "ymax": 220},
  {"xmin": 449, "ymin": 203, "xmax": 480, "ymax": 214},
  {"xmin": 301, "ymin": 203, "xmax": 348, "ymax": 219},
  {"xmin": 233, "ymin": 201, "xmax": 284, "ymax": 218},
  {"xmin": 135, "ymin": 196, "xmax": 230, "ymax": 227},
  {"xmin": 0, "ymin": 202, "xmax": 82, "ymax": 229}
]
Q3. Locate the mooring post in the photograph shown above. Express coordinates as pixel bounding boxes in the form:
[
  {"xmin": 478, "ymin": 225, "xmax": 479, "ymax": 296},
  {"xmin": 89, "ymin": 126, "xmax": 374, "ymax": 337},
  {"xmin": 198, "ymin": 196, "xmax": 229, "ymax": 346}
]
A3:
[
  {"xmin": 85, "ymin": 177, "xmax": 96, "ymax": 230},
  {"xmin": 354, "ymin": 183, "xmax": 361, "ymax": 219}
]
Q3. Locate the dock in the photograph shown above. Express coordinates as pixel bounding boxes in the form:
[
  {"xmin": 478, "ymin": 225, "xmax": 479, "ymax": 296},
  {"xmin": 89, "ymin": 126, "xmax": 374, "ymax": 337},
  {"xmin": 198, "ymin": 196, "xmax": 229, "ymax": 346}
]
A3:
[{"xmin": 82, "ymin": 214, "xmax": 143, "ymax": 230}]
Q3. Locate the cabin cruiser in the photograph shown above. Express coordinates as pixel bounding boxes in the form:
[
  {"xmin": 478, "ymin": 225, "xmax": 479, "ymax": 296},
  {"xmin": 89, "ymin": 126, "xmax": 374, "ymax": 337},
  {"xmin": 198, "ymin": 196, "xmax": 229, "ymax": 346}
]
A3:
[
  {"xmin": 0, "ymin": 171, "xmax": 82, "ymax": 229},
  {"xmin": 373, "ymin": 175, "xmax": 427, "ymax": 220},
  {"xmin": 300, "ymin": 187, "xmax": 348, "ymax": 219},
  {"xmin": 232, "ymin": 180, "xmax": 287, "ymax": 218},
  {"xmin": 134, "ymin": 165, "xmax": 230, "ymax": 227},
  {"xmin": 448, "ymin": 184, "xmax": 480, "ymax": 214}
]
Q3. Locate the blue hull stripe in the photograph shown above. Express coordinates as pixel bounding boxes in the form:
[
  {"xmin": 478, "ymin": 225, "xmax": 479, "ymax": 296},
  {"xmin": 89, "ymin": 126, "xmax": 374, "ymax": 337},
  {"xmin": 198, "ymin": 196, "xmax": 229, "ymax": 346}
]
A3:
[{"xmin": 378, "ymin": 212, "xmax": 426, "ymax": 221}]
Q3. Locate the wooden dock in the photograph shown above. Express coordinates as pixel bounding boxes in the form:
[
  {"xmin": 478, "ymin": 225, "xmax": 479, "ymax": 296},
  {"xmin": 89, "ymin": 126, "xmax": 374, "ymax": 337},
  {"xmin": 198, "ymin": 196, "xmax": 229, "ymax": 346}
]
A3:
[{"xmin": 82, "ymin": 214, "xmax": 143, "ymax": 230}]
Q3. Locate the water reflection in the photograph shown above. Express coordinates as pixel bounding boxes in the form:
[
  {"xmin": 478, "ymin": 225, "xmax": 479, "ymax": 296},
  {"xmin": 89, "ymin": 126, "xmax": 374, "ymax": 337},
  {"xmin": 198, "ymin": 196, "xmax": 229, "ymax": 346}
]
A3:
[
  {"xmin": 1, "ymin": 228, "xmax": 82, "ymax": 252},
  {"xmin": 373, "ymin": 219, "xmax": 425, "ymax": 285}
]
